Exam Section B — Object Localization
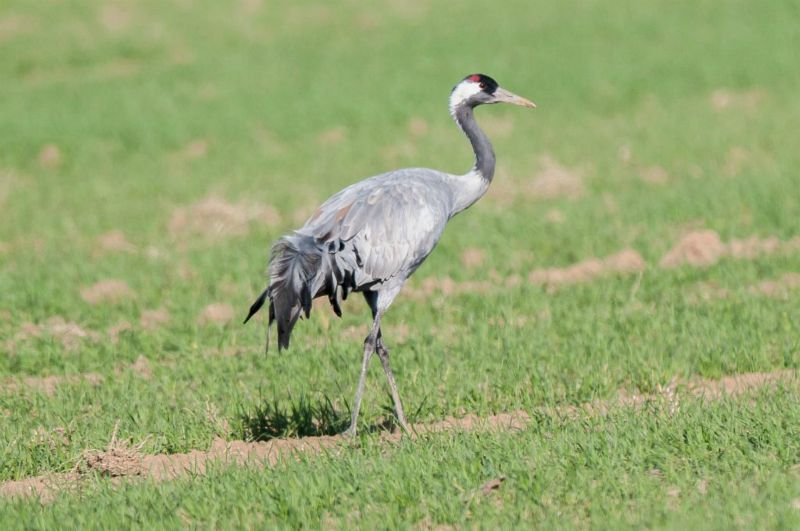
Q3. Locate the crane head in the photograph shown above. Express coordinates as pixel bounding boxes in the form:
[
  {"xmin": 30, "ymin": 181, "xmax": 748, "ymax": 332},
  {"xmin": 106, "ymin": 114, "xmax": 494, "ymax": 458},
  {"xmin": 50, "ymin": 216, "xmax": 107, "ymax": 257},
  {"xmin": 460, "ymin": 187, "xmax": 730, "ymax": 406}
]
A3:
[{"xmin": 449, "ymin": 74, "xmax": 536, "ymax": 114}]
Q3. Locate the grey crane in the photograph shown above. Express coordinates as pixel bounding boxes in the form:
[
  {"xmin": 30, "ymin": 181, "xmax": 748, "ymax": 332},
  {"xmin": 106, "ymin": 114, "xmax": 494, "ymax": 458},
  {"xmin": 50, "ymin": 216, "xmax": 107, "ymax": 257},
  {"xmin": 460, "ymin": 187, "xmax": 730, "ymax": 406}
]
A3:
[{"xmin": 245, "ymin": 73, "xmax": 535, "ymax": 436}]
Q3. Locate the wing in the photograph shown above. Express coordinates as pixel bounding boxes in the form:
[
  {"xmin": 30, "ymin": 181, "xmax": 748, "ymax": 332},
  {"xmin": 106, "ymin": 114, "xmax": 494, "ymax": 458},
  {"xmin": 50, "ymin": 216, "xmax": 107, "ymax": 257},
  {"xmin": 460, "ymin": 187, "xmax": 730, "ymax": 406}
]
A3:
[{"xmin": 298, "ymin": 169, "xmax": 454, "ymax": 284}]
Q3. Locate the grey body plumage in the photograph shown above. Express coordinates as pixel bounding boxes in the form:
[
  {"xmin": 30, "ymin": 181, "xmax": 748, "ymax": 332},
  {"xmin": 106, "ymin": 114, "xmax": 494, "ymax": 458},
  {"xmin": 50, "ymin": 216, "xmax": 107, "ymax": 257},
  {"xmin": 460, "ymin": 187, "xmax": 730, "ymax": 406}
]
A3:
[{"xmin": 245, "ymin": 74, "xmax": 535, "ymax": 435}]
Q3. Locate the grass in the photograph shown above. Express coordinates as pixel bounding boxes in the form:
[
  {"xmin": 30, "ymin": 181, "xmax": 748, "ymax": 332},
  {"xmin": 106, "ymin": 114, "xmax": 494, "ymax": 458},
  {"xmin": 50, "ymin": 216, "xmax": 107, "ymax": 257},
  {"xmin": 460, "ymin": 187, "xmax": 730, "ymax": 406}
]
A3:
[{"xmin": 1, "ymin": 0, "xmax": 800, "ymax": 527}]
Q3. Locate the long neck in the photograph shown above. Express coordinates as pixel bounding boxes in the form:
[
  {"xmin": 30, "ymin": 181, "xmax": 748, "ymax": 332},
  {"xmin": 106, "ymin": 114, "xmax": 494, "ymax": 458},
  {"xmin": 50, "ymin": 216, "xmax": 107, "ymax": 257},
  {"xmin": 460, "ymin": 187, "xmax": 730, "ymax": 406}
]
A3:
[{"xmin": 453, "ymin": 104, "xmax": 495, "ymax": 181}]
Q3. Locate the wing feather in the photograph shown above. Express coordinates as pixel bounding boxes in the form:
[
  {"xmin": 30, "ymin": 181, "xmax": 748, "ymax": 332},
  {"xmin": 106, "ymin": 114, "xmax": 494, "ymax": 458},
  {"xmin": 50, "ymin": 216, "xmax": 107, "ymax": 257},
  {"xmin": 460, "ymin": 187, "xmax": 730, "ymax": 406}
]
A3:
[{"xmin": 298, "ymin": 169, "xmax": 453, "ymax": 286}]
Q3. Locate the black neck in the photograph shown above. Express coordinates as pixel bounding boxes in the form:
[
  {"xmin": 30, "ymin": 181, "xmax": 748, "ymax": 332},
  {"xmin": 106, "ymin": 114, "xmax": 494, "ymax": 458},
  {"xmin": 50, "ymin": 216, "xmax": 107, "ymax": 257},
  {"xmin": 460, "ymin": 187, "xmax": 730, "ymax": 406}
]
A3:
[{"xmin": 453, "ymin": 104, "xmax": 495, "ymax": 181}]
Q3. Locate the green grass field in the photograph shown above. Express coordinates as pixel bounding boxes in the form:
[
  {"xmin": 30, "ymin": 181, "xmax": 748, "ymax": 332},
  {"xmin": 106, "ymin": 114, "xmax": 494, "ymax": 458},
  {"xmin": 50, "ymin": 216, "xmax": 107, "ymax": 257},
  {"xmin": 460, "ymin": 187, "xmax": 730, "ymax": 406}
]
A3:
[{"xmin": 2, "ymin": 0, "xmax": 800, "ymax": 527}]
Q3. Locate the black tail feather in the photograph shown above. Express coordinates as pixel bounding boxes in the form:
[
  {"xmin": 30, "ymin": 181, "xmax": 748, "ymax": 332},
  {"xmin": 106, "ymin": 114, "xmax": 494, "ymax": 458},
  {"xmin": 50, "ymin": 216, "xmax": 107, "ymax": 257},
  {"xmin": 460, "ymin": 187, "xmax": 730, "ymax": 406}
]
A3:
[
  {"xmin": 243, "ymin": 288, "xmax": 269, "ymax": 324},
  {"xmin": 247, "ymin": 234, "xmax": 359, "ymax": 351}
]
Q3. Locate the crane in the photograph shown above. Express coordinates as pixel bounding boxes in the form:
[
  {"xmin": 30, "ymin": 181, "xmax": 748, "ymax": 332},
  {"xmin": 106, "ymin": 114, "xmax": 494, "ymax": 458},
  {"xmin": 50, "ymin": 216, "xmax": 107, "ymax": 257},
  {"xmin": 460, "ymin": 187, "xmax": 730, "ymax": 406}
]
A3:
[{"xmin": 245, "ymin": 74, "xmax": 535, "ymax": 436}]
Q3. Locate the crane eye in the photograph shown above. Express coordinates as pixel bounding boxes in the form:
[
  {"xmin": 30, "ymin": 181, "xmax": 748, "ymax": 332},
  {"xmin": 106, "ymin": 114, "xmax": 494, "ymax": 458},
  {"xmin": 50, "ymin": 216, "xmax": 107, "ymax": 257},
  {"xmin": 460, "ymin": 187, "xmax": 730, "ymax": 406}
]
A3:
[{"xmin": 479, "ymin": 82, "xmax": 486, "ymax": 90}]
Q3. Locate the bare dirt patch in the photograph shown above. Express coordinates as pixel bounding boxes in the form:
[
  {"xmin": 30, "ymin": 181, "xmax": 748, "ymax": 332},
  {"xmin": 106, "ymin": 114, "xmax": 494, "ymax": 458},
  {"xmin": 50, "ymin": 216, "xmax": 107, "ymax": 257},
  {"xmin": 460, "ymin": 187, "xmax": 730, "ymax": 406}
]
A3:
[
  {"xmin": 198, "ymin": 303, "xmax": 235, "ymax": 326},
  {"xmin": 169, "ymin": 196, "xmax": 281, "ymax": 241},
  {"xmin": 94, "ymin": 230, "xmax": 137, "ymax": 255},
  {"xmin": 80, "ymin": 423, "xmax": 146, "ymax": 478},
  {"xmin": 140, "ymin": 308, "xmax": 171, "ymax": 331},
  {"xmin": 1, "ymin": 370, "xmax": 794, "ymax": 502},
  {"xmin": 660, "ymin": 230, "xmax": 800, "ymax": 269},
  {"xmin": 1, "ymin": 355, "xmax": 160, "ymax": 396},
  {"xmin": 749, "ymin": 273, "xmax": 800, "ymax": 298},
  {"xmin": 687, "ymin": 370, "xmax": 794, "ymax": 399},
  {"xmin": 660, "ymin": 230, "xmax": 725, "ymax": 268},
  {"xmin": 107, "ymin": 322, "xmax": 133, "ymax": 344},
  {"xmin": 10, "ymin": 317, "xmax": 101, "ymax": 352},
  {"xmin": 405, "ymin": 276, "xmax": 493, "ymax": 300},
  {"xmin": 524, "ymin": 155, "xmax": 584, "ymax": 200},
  {"xmin": 1, "ymin": 373, "xmax": 104, "ymax": 396},
  {"xmin": 80, "ymin": 279, "xmax": 136, "ymax": 305},
  {"xmin": 129, "ymin": 355, "xmax": 153, "ymax": 380},
  {"xmin": 528, "ymin": 249, "xmax": 645, "ymax": 291}
]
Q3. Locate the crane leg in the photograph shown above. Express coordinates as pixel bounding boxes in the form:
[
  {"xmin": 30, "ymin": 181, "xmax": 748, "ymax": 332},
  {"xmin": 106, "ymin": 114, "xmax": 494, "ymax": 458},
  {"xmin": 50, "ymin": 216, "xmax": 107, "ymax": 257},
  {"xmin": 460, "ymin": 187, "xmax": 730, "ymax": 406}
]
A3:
[
  {"xmin": 376, "ymin": 338, "xmax": 411, "ymax": 434},
  {"xmin": 342, "ymin": 314, "xmax": 381, "ymax": 437}
]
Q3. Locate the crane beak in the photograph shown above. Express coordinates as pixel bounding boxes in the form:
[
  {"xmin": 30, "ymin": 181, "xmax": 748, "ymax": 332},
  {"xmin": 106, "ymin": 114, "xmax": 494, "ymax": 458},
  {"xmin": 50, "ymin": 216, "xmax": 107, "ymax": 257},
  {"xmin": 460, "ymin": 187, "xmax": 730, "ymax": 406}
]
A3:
[{"xmin": 493, "ymin": 87, "xmax": 536, "ymax": 108}]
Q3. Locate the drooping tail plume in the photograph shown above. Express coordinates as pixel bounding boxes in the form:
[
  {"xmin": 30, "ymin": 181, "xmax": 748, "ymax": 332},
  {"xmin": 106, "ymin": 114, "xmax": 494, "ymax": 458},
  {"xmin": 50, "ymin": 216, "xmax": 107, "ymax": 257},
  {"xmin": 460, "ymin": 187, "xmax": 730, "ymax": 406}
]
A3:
[{"xmin": 244, "ymin": 235, "xmax": 325, "ymax": 350}]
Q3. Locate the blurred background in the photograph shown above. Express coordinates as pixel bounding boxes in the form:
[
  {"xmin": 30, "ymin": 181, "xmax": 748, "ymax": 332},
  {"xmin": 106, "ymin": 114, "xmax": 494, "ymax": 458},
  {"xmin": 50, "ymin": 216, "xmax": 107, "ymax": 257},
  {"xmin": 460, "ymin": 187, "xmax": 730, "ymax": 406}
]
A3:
[{"xmin": 1, "ymin": 0, "xmax": 800, "ymax": 498}]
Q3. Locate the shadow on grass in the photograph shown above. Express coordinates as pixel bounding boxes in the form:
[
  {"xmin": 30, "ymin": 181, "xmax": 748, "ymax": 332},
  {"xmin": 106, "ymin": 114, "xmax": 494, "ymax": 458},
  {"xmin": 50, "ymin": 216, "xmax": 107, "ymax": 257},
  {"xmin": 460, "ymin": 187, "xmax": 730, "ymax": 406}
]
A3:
[
  {"xmin": 237, "ymin": 394, "xmax": 410, "ymax": 441},
  {"xmin": 237, "ymin": 395, "xmax": 350, "ymax": 441}
]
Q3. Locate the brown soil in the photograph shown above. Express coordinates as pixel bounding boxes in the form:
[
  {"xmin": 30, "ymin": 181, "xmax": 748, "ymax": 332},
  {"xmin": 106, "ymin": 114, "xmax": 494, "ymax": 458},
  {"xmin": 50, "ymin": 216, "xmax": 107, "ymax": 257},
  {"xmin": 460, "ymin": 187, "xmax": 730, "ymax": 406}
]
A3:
[
  {"xmin": 1, "ymin": 373, "xmax": 104, "ymax": 396},
  {"xmin": 1, "ymin": 369, "xmax": 794, "ymax": 502},
  {"xmin": 749, "ymin": 273, "xmax": 800, "ymax": 298},
  {"xmin": 1, "ymin": 355, "xmax": 161, "ymax": 396},
  {"xmin": 140, "ymin": 308, "xmax": 171, "ymax": 331},
  {"xmin": 524, "ymin": 155, "xmax": 584, "ymax": 200},
  {"xmin": 11, "ymin": 317, "xmax": 101, "ymax": 351},
  {"xmin": 168, "ymin": 196, "xmax": 281, "ymax": 241},
  {"xmin": 660, "ymin": 230, "xmax": 800, "ymax": 269},
  {"xmin": 94, "ymin": 230, "xmax": 137, "ymax": 255},
  {"xmin": 405, "ymin": 276, "xmax": 494, "ymax": 300},
  {"xmin": 197, "ymin": 303, "xmax": 235, "ymax": 326},
  {"xmin": 528, "ymin": 249, "xmax": 645, "ymax": 291},
  {"xmin": 80, "ymin": 280, "xmax": 136, "ymax": 305},
  {"xmin": 107, "ymin": 322, "xmax": 133, "ymax": 344},
  {"xmin": 129, "ymin": 356, "xmax": 153, "ymax": 380},
  {"xmin": 659, "ymin": 230, "xmax": 725, "ymax": 268}
]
